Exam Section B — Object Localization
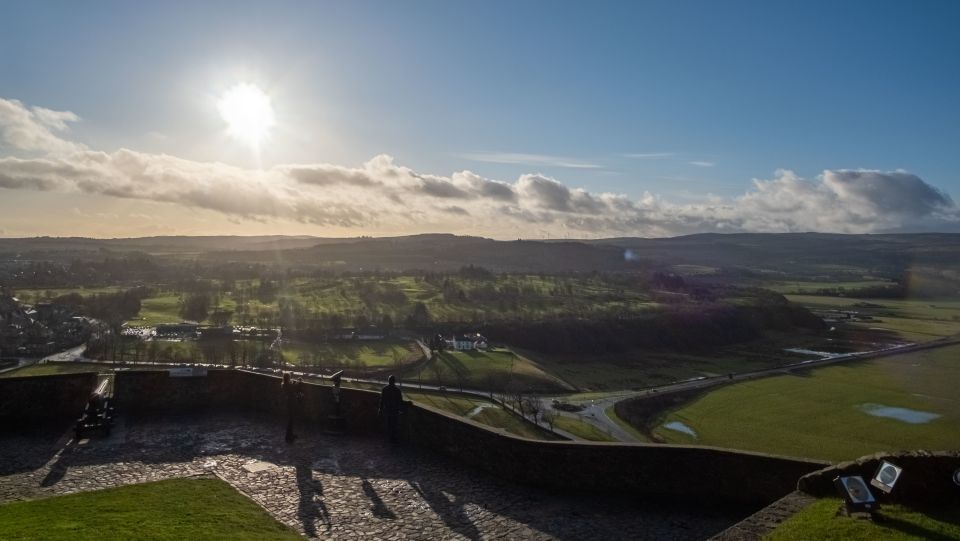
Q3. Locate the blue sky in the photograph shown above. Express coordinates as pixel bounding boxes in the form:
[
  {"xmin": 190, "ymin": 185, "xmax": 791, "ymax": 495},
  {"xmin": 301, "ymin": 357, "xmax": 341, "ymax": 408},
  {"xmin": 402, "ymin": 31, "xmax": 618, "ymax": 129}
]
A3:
[{"xmin": 0, "ymin": 1, "xmax": 958, "ymax": 237}]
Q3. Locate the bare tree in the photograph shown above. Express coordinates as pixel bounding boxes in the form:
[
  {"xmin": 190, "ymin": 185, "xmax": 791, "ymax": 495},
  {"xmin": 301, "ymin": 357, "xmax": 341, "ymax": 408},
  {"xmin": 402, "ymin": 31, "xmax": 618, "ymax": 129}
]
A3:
[
  {"xmin": 541, "ymin": 408, "xmax": 557, "ymax": 431},
  {"xmin": 522, "ymin": 396, "xmax": 541, "ymax": 425}
]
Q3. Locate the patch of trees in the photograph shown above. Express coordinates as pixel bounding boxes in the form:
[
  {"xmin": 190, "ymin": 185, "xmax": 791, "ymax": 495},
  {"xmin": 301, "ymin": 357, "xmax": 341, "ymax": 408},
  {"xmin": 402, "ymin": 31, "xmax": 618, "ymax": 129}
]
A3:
[
  {"xmin": 52, "ymin": 287, "xmax": 151, "ymax": 323},
  {"xmin": 481, "ymin": 302, "xmax": 824, "ymax": 355},
  {"xmin": 457, "ymin": 265, "xmax": 495, "ymax": 281},
  {"xmin": 179, "ymin": 293, "xmax": 211, "ymax": 322}
]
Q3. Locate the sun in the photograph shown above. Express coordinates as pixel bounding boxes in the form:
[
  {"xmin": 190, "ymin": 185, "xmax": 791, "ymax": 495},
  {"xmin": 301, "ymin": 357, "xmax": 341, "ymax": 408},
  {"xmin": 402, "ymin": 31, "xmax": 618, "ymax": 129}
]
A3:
[{"xmin": 217, "ymin": 83, "xmax": 275, "ymax": 147}]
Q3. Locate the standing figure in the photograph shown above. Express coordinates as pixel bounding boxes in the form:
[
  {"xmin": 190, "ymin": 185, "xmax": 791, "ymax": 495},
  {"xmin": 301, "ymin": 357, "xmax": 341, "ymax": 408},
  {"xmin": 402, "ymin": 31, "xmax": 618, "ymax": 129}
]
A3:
[
  {"xmin": 282, "ymin": 372, "xmax": 301, "ymax": 443},
  {"xmin": 378, "ymin": 375, "xmax": 403, "ymax": 443}
]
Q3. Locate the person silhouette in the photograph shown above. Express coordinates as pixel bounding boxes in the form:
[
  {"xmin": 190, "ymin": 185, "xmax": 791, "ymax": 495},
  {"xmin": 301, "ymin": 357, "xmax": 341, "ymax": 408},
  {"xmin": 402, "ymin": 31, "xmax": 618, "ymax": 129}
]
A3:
[
  {"xmin": 282, "ymin": 373, "xmax": 301, "ymax": 443},
  {"xmin": 378, "ymin": 375, "xmax": 403, "ymax": 443}
]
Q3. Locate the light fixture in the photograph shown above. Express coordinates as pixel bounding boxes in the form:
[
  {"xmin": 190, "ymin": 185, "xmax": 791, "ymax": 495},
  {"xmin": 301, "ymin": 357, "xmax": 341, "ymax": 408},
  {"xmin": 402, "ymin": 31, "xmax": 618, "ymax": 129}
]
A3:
[
  {"xmin": 870, "ymin": 461, "xmax": 903, "ymax": 494},
  {"xmin": 834, "ymin": 475, "xmax": 878, "ymax": 515},
  {"xmin": 953, "ymin": 468, "xmax": 960, "ymax": 487}
]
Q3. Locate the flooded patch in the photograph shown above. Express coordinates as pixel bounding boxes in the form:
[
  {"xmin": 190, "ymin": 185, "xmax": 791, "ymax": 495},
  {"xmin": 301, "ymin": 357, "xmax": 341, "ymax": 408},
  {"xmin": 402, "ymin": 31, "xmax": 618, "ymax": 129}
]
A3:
[
  {"xmin": 465, "ymin": 403, "xmax": 497, "ymax": 419},
  {"xmin": 784, "ymin": 348, "xmax": 844, "ymax": 359},
  {"xmin": 857, "ymin": 403, "xmax": 940, "ymax": 424},
  {"xmin": 663, "ymin": 421, "xmax": 697, "ymax": 438}
]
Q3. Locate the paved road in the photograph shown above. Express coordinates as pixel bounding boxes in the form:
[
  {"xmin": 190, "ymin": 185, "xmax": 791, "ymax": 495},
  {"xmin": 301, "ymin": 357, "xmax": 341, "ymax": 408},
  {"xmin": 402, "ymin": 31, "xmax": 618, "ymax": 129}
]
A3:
[{"xmin": 536, "ymin": 335, "xmax": 960, "ymax": 443}]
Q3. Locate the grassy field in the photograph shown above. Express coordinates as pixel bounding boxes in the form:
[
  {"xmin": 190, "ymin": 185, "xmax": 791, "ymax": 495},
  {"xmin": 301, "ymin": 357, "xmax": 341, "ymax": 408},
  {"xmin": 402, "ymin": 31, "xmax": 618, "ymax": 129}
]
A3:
[
  {"xmin": 93, "ymin": 273, "xmax": 662, "ymax": 326},
  {"xmin": 786, "ymin": 295, "xmax": 960, "ymax": 343},
  {"xmin": 401, "ymin": 390, "xmax": 559, "ymax": 440},
  {"xmin": 767, "ymin": 280, "xmax": 895, "ymax": 294},
  {"xmin": 13, "ymin": 286, "xmax": 124, "ymax": 304},
  {"xmin": 281, "ymin": 340, "xmax": 418, "ymax": 369},
  {"xmin": 0, "ymin": 478, "xmax": 301, "ymax": 540},
  {"xmin": 408, "ymin": 348, "xmax": 572, "ymax": 392},
  {"xmin": 98, "ymin": 337, "xmax": 420, "ymax": 370},
  {"xmin": 552, "ymin": 415, "xmax": 617, "ymax": 442},
  {"xmin": 652, "ymin": 344, "xmax": 960, "ymax": 461},
  {"xmin": 132, "ymin": 294, "xmax": 182, "ymax": 325},
  {"xmin": 767, "ymin": 498, "xmax": 960, "ymax": 540},
  {"xmin": 0, "ymin": 362, "xmax": 111, "ymax": 378},
  {"xmin": 519, "ymin": 333, "xmax": 829, "ymax": 391}
]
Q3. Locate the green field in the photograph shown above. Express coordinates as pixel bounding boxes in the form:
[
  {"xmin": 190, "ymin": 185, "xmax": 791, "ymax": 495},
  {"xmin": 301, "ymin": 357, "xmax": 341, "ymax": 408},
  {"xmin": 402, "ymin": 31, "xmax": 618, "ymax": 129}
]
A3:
[
  {"xmin": 88, "ymin": 273, "xmax": 661, "ymax": 326},
  {"xmin": 132, "ymin": 294, "xmax": 183, "ymax": 325},
  {"xmin": 519, "ymin": 333, "xmax": 829, "ymax": 391},
  {"xmin": 281, "ymin": 340, "xmax": 418, "ymax": 369},
  {"xmin": 13, "ymin": 287, "xmax": 124, "ymax": 304},
  {"xmin": 786, "ymin": 295, "xmax": 960, "ymax": 343},
  {"xmin": 0, "ymin": 478, "xmax": 301, "ymax": 540},
  {"xmin": 767, "ymin": 498, "xmax": 960, "ymax": 541},
  {"xmin": 0, "ymin": 362, "xmax": 111, "ymax": 378},
  {"xmin": 551, "ymin": 415, "xmax": 617, "ymax": 442},
  {"xmin": 651, "ymin": 344, "xmax": 960, "ymax": 461},
  {"xmin": 408, "ymin": 349, "xmax": 572, "ymax": 393},
  {"xmin": 398, "ymin": 390, "xmax": 560, "ymax": 440},
  {"xmin": 767, "ymin": 280, "xmax": 895, "ymax": 294}
]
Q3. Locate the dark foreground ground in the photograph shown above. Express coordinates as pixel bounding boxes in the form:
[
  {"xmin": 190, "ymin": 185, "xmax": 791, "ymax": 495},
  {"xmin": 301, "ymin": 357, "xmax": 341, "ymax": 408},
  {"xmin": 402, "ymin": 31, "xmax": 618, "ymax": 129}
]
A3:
[{"xmin": 0, "ymin": 413, "xmax": 747, "ymax": 540}]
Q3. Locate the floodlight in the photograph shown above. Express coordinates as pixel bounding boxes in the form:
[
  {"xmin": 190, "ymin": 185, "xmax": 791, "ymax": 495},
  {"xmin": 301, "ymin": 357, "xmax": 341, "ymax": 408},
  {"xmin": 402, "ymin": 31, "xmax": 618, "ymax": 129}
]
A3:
[
  {"xmin": 834, "ymin": 475, "xmax": 878, "ymax": 514},
  {"xmin": 870, "ymin": 461, "xmax": 903, "ymax": 494}
]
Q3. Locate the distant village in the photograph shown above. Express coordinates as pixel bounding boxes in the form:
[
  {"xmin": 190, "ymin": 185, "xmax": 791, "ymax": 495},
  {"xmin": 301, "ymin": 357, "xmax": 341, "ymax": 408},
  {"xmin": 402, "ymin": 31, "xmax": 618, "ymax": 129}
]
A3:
[
  {"xmin": 0, "ymin": 292, "xmax": 92, "ymax": 359},
  {"xmin": 2, "ymin": 289, "xmax": 490, "ymax": 366}
]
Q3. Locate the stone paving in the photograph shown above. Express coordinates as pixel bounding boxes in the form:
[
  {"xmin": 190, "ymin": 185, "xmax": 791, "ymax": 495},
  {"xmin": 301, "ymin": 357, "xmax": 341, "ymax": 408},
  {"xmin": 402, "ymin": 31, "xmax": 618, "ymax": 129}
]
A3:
[{"xmin": 0, "ymin": 413, "xmax": 746, "ymax": 540}]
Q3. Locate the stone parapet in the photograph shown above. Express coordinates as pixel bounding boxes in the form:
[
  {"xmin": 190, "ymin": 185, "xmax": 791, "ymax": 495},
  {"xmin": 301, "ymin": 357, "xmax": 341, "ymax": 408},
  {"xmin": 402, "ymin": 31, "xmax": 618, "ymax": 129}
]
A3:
[{"xmin": 0, "ymin": 372, "xmax": 98, "ymax": 429}]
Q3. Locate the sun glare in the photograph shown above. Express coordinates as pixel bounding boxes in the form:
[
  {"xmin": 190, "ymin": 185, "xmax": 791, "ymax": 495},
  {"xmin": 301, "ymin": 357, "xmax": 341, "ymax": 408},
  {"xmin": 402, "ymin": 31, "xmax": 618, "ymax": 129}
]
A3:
[{"xmin": 217, "ymin": 83, "xmax": 275, "ymax": 147}]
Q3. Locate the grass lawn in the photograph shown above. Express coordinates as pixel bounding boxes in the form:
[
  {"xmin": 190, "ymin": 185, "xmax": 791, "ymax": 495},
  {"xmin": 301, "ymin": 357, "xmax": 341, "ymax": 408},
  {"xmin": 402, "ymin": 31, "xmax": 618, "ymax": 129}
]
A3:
[
  {"xmin": 766, "ymin": 497, "xmax": 960, "ymax": 541},
  {"xmin": 410, "ymin": 348, "xmax": 572, "ymax": 393},
  {"xmin": 520, "ymin": 333, "xmax": 825, "ymax": 391},
  {"xmin": 404, "ymin": 390, "xmax": 560, "ymax": 440},
  {"xmin": 652, "ymin": 345, "xmax": 960, "ymax": 462},
  {"xmin": 13, "ymin": 287, "xmax": 124, "ymax": 303},
  {"xmin": 0, "ymin": 478, "xmax": 301, "ymax": 540},
  {"xmin": 282, "ymin": 339, "xmax": 418, "ymax": 369},
  {"xmin": 786, "ymin": 295, "xmax": 960, "ymax": 343},
  {"xmin": 0, "ymin": 362, "xmax": 109, "ymax": 378},
  {"xmin": 551, "ymin": 415, "xmax": 617, "ymax": 442},
  {"xmin": 767, "ymin": 280, "xmax": 895, "ymax": 294},
  {"xmin": 130, "ymin": 294, "xmax": 183, "ymax": 325}
]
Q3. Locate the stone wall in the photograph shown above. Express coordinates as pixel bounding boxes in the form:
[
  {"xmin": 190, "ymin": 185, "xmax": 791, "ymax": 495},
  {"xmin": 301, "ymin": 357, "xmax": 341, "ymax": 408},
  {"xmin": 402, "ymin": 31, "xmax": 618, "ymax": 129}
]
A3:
[
  {"xmin": 113, "ymin": 369, "xmax": 382, "ymax": 436},
  {"xmin": 0, "ymin": 372, "xmax": 98, "ymax": 430},
  {"xmin": 405, "ymin": 402, "xmax": 828, "ymax": 506},
  {"xmin": 798, "ymin": 450, "xmax": 960, "ymax": 504},
  {"xmin": 112, "ymin": 368, "xmax": 828, "ymax": 506}
]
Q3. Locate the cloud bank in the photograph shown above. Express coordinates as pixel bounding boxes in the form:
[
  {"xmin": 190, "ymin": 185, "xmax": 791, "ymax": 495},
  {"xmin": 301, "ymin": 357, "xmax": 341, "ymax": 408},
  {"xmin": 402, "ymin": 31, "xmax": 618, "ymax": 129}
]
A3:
[{"xmin": 0, "ymin": 97, "xmax": 956, "ymax": 237}]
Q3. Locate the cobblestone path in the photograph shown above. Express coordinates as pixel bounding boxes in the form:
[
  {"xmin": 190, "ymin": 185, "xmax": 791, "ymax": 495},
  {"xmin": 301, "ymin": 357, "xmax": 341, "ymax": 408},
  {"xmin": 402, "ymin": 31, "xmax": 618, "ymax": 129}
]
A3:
[{"xmin": 0, "ymin": 414, "xmax": 744, "ymax": 540}]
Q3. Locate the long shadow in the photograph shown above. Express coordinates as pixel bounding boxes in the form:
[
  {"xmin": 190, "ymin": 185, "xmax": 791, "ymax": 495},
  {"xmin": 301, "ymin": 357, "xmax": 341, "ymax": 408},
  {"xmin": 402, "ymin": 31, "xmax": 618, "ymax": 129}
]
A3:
[
  {"xmin": 437, "ymin": 352, "xmax": 469, "ymax": 379},
  {"xmin": 361, "ymin": 478, "xmax": 397, "ymax": 520},
  {"xmin": 410, "ymin": 479, "xmax": 481, "ymax": 541},
  {"xmin": 0, "ymin": 421, "xmax": 72, "ymax": 475},
  {"xmin": 295, "ymin": 462, "xmax": 331, "ymax": 538},
  {"xmin": 1, "ymin": 411, "xmax": 748, "ymax": 540},
  {"xmin": 40, "ymin": 440, "xmax": 75, "ymax": 487},
  {"xmin": 881, "ymin": 515, "xmax": 959, "ymax": 541}
]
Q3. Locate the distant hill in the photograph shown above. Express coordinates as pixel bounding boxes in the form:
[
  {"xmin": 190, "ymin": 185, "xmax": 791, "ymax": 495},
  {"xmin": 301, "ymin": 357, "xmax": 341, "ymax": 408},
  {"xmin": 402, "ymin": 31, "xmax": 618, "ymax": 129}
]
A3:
[{"xmin": 2, "ymin": 232, "xmax": 960, "ymax": 275}]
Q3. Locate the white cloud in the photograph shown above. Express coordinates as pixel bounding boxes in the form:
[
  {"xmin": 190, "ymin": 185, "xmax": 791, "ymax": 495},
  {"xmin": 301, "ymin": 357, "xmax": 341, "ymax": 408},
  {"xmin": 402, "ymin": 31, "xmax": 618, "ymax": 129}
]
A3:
[
  {"xmin": 0, "ymin": 97, "xmax": 956, "ymax": 237},
  {"xmin": 0, "ymin": 98, "xmax": 86, "ymax": 154},
  {"xmin": 690, "ymin": 161, "xmax": 715, "ymax": 167}
]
